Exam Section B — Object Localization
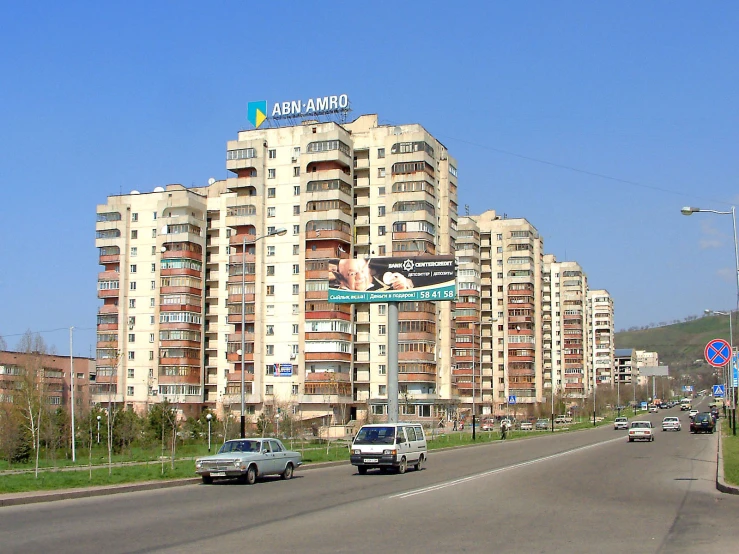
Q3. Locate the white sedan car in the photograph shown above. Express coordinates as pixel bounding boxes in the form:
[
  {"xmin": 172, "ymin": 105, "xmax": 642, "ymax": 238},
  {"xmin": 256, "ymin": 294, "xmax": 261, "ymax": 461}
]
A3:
[
  {"xmin": 614, "ymin": 417, "xmax": 629, "ymax": 430},
  {"xmin": 628, "ymin": 421, "xmax": 655, "ymax": 442},
  {"xmin": 662, "ymin": 416, "xmax": 681, "ymax": 431}
]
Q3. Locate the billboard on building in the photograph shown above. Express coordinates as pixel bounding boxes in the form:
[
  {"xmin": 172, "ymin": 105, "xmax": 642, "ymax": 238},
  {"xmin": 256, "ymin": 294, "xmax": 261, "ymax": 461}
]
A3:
[
  {"xmin": 327, "ymin": 256, "xmax": 456, "ymax": 304},
  {"xmin": 272, "ymin": 363, "xmax": 293, "ymax": 377},
  {"xmin": 640, "ymin": 365, "xmax": 670, "ymax": 377}
]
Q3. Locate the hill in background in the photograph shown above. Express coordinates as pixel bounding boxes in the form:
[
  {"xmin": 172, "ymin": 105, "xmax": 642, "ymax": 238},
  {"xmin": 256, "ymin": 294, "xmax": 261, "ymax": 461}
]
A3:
[{"xmin": 615, "ymin": 313, "xmax": 734, "ymax": 380}]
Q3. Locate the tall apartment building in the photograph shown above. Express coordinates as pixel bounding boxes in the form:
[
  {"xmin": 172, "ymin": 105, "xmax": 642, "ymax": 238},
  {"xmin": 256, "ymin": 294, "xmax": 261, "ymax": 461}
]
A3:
[
  {"xmin": 95, "ymin": 114, "xmax": 458, "ymax": 424},
  {"xmin": 543, "ymin": 255, "xmax": 590, "ymax": 400},
  {"xmin": 587, "ymin": 289, "xmax": 614, "ymax": 387},
  {"xmin": 457, "ymin": 211, "xmax": 544, "ymax": 416}
]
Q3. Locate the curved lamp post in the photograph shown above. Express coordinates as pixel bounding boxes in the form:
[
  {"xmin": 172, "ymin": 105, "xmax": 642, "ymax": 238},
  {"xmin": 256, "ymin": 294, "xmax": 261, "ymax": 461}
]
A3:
[
  {"xmin": 682, "ymin": 206, "xmax": 739, "ymax": 434},
  {"xmin": 237, "ymin": 227, "xmax": 287, "ymax": 438}
]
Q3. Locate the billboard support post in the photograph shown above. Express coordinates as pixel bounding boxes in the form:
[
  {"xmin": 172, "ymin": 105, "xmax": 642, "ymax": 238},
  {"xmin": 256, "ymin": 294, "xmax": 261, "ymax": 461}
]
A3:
[{"xmin": 388, "ymin": 302, "xmax": 399, "ymax": 424}]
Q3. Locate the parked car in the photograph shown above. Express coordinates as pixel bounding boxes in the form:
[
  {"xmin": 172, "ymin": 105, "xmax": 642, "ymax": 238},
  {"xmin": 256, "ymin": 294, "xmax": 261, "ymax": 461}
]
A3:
[
  {"xmin": 614, "ymin": 417, "xmax": 629, "ymax": 430},
  {"xmin": 628, "ymin": 421, "xmax": 655, "ymax": 442},
  {"xmin": 648, "ymin": 404, "xmax": 658, "ymax": 413},
  {"xmin": 195, "ymin": 438, "xmax": 302, "ymax": 484},
  {"xmin": 351, "ymin": 423, "xmax": 427, "ymax": 474},
  {"xmin": 690, "ymin": 412, "xmax": 715, "ymax": 434},
  {"xmin": 661, "ymin": 416, "xmax": 681, "ymax": 431},
  {"xmin": 480, "ymin": 419, "xmax": 494, "ymax": 431},
  {"xmin": 535, "ymin": 418, "xmax": 550, "ymax": 430},
  {"xmin": 519, "ymin": 422, "xmax": 533, "ymax": 431}
]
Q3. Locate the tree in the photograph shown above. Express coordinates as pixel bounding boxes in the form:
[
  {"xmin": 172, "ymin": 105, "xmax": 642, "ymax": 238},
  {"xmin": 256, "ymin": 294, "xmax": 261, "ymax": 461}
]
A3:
[
  {"xmin": 15, "ymin": 330, "xmax": 49, "ymax": 478},
  {"xmin": 0, "ymin": 335, "xmax": 7, "ymax": 350}
]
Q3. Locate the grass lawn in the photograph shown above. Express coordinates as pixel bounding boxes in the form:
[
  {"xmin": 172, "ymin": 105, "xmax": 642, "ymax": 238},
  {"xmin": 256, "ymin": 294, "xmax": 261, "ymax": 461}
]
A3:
[{"xmin": 722, "ymin": 418, "xmax": 739, "ymax": 486}]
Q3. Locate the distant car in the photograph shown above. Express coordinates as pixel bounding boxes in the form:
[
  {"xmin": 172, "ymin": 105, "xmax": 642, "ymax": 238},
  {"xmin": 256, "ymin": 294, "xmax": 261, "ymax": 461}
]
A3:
[
  {"xmin": 628, "ymin": 421, "xmax": 655, "ymax": 442},
  {"xmin": 614, "ymin": 417, "xmax": 629, "ymax": 430},
  {"xmin": 480, "ymin": 420, "xmax": 494, "ymax": 431},
  {"xmin": 662, "ymin": 416, "xmax": 681, "ymax": 431},
  {"xmin": 195, "ymin": 438, "xmax": 302, "ymax": 484},
  {"xmin": 648, "ymin": 405, "xmax": 658, "ymax": 413},
  {"xmin": 535, "ymin": 419, "xmax": 550, "ymax": 430},
  {"xmin": 690, "ymin": 412, "xmax": 715, "ymax": 434},
  {"xmin": 520, "ymin": 422, "xmax": 533, "ymax": 431},
  {"xmin": 688, "ymin": 409, "xmax": 699, "ymax": 420},
  {"xmin": 680, "ymin": 403, "xmax": 691, "ymax": 411}
]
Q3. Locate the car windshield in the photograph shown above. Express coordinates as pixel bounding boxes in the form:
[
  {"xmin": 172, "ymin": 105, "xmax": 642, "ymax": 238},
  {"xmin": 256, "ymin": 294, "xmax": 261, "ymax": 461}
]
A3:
[
  {"xmin": 354, "ymin": 426, "xmax": 396, "ymax": 445},
  {"xmin": 218, "ymin": 440, "xmax": 261, "ymax": 454},
  {"xmin": 664, "ymin": 418, "xmax": 678, "ymax": 422},
  {"xmin": 695, "ymin": 414, "xmax": 711, "ymax": 421},
  {"xmin": 615, "ymin": 418, "xmax": 627, "ymax": 422},
  {"xmin": 631, "ymin": 422, "xmax": 650, "ymax": 429}
]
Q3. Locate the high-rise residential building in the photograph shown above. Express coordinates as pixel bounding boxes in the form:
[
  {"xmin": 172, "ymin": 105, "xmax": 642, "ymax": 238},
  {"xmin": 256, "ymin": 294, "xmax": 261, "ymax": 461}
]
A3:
[
  {"xmin": 457, "ymin": 211, "xmax": 544, "ymax": 416},
  {"xmin": 95, "ymin": 114, "xmax": 458, "ymax": 424},
  {"xmin": 543, "ymin": 255, "xmax": 590, "ymax": 400},
  {"xmin": 587, "ymin": 290, "xmax": 614, "ymax": 387}
]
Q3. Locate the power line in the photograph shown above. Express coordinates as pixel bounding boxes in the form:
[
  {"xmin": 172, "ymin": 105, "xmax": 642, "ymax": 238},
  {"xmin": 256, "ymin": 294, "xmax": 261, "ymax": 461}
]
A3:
[{"xmin": 0, "ymin": 326, "xmax": 96, "ymax": 338}]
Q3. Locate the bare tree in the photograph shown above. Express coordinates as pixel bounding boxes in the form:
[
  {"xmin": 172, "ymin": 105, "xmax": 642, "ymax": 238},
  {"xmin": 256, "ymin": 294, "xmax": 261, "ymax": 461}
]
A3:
[
  {"xmin": 15, "ymin": 330, "xmax": 49, "ymax": 478},
  {"xmin": 0, "ymin": 335, "xmax": 7, "ymax": 350}
]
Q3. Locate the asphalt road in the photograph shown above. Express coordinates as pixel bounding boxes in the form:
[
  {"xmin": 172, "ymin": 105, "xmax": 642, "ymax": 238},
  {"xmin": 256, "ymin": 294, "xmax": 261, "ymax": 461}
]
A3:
[{"xmin": 1, "ymin": 401, "xmax": 736, "ymax": 554}]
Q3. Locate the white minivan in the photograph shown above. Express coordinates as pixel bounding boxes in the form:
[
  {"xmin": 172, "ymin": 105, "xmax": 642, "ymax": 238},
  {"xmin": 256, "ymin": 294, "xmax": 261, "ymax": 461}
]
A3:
[{"xmin": 350, "ymin": 423, "xmax": 427, "ymax": 475}]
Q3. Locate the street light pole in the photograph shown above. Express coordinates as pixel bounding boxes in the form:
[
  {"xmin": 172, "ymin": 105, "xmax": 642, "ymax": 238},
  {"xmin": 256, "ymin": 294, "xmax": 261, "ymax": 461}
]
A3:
[
  {"xmin": 682, "ymin": 205, "xmax": 739, "ymax": 435},
  {"xmin": 206, "ymin": 413, "xmax": 212, "ymax": 452},
  {"xmin": 97, "ymin": 415, "xmax": 101, "ymax": 444},
  {"xmin": 706, "ymin": 309, "xmax": 733, "ymax": 421},
  {"xmin": 237, "ymin": 227, "xmax": 287, "ymax": 439}
]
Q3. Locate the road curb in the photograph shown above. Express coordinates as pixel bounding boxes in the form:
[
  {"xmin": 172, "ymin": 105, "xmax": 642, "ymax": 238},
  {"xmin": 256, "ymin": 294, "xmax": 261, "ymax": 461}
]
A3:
[{"xmin": 716, "ymin": 426, "xmax": 739, "ymax": 495}]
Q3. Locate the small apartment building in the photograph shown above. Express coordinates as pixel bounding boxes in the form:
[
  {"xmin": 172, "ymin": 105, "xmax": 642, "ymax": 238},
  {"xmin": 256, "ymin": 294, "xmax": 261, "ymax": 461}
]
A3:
[
  {"xmin": 0, "ymin": 350, "xmax": 94, "ymax": 409},
  {"xmin": 614, "ymin": 348, "xmax": 636, "ymax": 385},
  {"xmin": 588, "ymin": 290, "xmax": 614, "ymax": 386},
  {"xmin": 543, "ymin": 255, "xmax": 590, "ymax": 400},
  {"xmin": 635, "ymin": 350, "xmax": 659, "ymax": 387},
  {"xmin": 458, "ymin": 211, "xmax": 544, "ymax": 416}
]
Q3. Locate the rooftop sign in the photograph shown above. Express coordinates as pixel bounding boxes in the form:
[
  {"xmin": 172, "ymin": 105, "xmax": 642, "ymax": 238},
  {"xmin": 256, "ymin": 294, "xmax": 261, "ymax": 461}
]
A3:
[{"xmin": 247, "ymin": 94, "xmax": 350, "ymax": 129}]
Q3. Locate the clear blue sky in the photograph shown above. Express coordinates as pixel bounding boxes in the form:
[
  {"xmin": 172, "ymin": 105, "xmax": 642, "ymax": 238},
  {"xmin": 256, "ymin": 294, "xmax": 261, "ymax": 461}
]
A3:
[{"xmin": 1, "ymin": 1, "xmax": 738, "ymax": 355}]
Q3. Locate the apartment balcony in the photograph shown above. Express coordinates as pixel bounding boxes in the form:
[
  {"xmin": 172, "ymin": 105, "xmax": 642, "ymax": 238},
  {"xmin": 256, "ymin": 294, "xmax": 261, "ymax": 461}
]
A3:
[
  {"xmin": 508, "ymin": 355, "xmax": 535, "ymax": 362},
  {"xmin": 97, "ymin": 289, "xmax": 119, "ymax": 299},
  {"xmin": 305, "ymin": 247, "xmax": 344, "ymax": 259},
  {"xmin": 398, "ymin": 352, "xmax": 435, "ymax": 362},
  {"xmin": 306, "ymin": 229, "xmax": 352, "ymax": 243},
  {"xmin": 508, "ymin": 315, "xmax": 533, "ymax": 324},
  {"xmin": 227, "ymin": 332, "xmax": 255, "ymax": 343},
  {"xmin": 399, "ymin": 372, "xmax": 436, "ymax": 383},
  {"xmin": 305, "ymin": 331, "xmax": 351, "ymax": 341},
  {"xmin": 305, "ymin": 291, "xmax": 328, "ymax": 301},
  {"xmin": 305, "ymin": 372, "xmax": 351, "ymax": 383},
  {"xmin": 305, "ymin": 308, "xmax": 351, "ymax": 321},
  {"xmin": 162, "ymin": 249, "xmax": 203, "ymax": 262},
  {"xmin": 226, "ymin": 351, "xmax": 254, "ymax": 362},
  {"xmin": 226, "ymin": 371, "xmax": 255, "ymax": 383},
  {"xmin": 304, "ymin": 352, "xmax": 352, "ymax": 363},
  {"xmin": 160, "ymin": 303, "xmax": 202, "ymax": 314}
]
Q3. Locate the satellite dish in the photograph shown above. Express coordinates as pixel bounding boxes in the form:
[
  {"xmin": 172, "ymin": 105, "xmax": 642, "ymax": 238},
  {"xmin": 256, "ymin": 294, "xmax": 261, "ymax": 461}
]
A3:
[
  {"xmin": 207, "ymin": 178, "xmax": 216, "ymax": 186},
  {"xmin": 153, "ymin": 186, "xmax": 165, "ymax": 192},
  {"xmin": 393, "ymin": 126, "xmax": 403, "ymax": 135},
  {"xmin": 130, "ymin": 190, "xmax": 140, "ymax": 195}
]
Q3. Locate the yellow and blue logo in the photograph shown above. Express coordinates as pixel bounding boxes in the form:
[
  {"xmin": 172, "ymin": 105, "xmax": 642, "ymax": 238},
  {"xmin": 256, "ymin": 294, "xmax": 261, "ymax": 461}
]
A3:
[{"xmin": 247, "ymin": 100, "xmax": 268, "ymax": 128}]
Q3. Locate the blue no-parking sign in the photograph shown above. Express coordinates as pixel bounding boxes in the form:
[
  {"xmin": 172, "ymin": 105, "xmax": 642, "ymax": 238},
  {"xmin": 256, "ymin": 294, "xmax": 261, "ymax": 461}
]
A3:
[{"xmin": 705, "ymin": 338, "xmax": 732, "ymax": 368}]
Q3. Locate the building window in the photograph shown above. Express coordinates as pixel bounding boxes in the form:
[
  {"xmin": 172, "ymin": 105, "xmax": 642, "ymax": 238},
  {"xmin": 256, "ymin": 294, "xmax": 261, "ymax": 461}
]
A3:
[
  {"xmin": 266, "ymin": 384, "xmax": 274, "ymax": 395},
  {"xmin": 292, "ymin": 304, "xmax": 299, "ymax": 315},
  {"xmin": 130, "ymin": 282, "xmax": 136, "ymax": 290},
  {"xmin": 267, "ymin": 245, "xmax": 275, "ymax": 256},
  {"xmin": 128, "ymin": 351, "xmax": 135, "ymax": 360},
  {"xmin": 292, "ymin": 264, "xmax": 300, "ymax": 274},
  {"xmin": 149, "ymin": 333, "xmax": 154, "ymax": 343},
  {"xmin": 379, "ymin": 364, "xmax": 386, "ymax": 375},
  {"xmin": 293, "ymin": 167, "xmax": 300, "ymax": 177},
  {"xmin": 378, "ymin": 148, "xmax": 385, "ymax": 158},
  {"xmin": 378, "ymin": 305, "xmax": 386, "ymax": 315},
  {"xmin": 293, "ymin": 244, "xmax": 300, "ymax": 255},
  {"xmin": 150, "ymin": 315, "xmax": 155, "ymax": 324},
  {"xmin": 379, "ymin": 344, "xmax": 386, "ymax": 356},
  {"xmin": 378, "ymin": 206, "xmax": 386, "ymax": 217},
  {"xmin": 292, "ymin": 284, "xmax": 299, "ymax": 295},
  {"xmin": 378, "ymin": 325, "xmax": 386, "ymax": 335},
  {"xmin": 128, "ymin": 333, "xmax": 135, "ymax": 342},
  {"xmin": 150, "ymin": 298, "xmax": 155, "ymax": 307},
  {"xmin": 127, "ymin": 386, "xmax": 134, "ymax": 396},
  {"xmin": 293, "ymin": 225, "xmax": 300, "ymax": 236},
  {"xmin": 150, "ymin": 263, "xmax": 155, "ymax": 272},
  {"xmin": 151, "ymin": 280, "xmax": 156, "ymax": 290},
  {"xmin": 128, "ymin": 368, "xmax": 134, "ymax": 378},
  {"xmin": 268, "ymin": 187, "xmax": 276, "ymax": 198},
  {"xmin": 379, "ymin": 384, "xmax": 387, "ymax": 395},
  {"xmin": 378, "ymin": 226, "xmax": 386, "ymax": 236},
  {"xmin": 378, "ymin": 168, "xmax": 385, "ymax": 178},
  {"xmin": 266, "ymin": 345, "xmax": 274, "ymax": 356},
  {"xmin": 293, "ymin": 185, "xmax": 300, "ymax": 195},
  {"xmin": 267, "ymin": 265, "xmax": 275, "ymax": 276},
  {"xmin": 129, "ymin": 299, "xmax": 136, "ymax": 308},
  {"xmin": 266, "ymin": 325, "xmax": 274, "ymax": 336},
  {"xmin": 293, "ymin": 205, "xmax": 300, "ymax": 215},
  {"xmin": 266, "ymin": 285, "xmax": 275, "ymax": 296},
  {"xmin": 131, "ymin": 247, "xmax": 137, "ymax": 256},
  {"xmin": 292, "ymin": 324, "xmax": 299, "ymax": 335},
  {"xmin": 131, "ymin": 213, "xmax": 138, "ymax": 222},
  {"xmin": 378, "ymin": 187, "xmax": 385, "ymax": 196},
  {"xmin": 378, "ymin": 245, "xmax": 386, "ymax": 255},
  {"xmin": 267, "ymin": 207, "xmax": 276, "ymax": 218},
  {"xmin": 292, "ymin": 384, "xmax": 299, "ymax": 395},
  {"xmin": 131, "ymin": 230, "xmax": 138, "ymax": 239},
  {"xmin": 130, "ymin": 264, "xmax": 137, "ymax": 273},
  {"xmin": 268, "ymin": 149, "xmax": 276, "ymax": 159},
  {"xmin": 151, "ymin": 246, "xmax": 156, "ymax": 255},
  {"xmin": 268, "ymin": 169, "xmax": 276, "ymax": 179},
  {"xmin": 266, "ymin": 304, "xmax": 274, "ymax": 316}
]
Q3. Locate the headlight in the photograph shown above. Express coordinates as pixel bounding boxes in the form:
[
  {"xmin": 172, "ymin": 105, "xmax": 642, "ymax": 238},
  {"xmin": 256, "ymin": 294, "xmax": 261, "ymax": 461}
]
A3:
[
  {"xmin": 352, "ymin": 449, "xmax": 361, "ymax": 455},
  {"xmin": 196, "ymin": 461, "xmax": 202, "ymax": 469},
  {"xmin": 234, "ymin": 461, "xmax": 241, "ymax": 467},
  {"xmin": 383, "ymin": 449, "xmax": 397, "ymax": 456}
]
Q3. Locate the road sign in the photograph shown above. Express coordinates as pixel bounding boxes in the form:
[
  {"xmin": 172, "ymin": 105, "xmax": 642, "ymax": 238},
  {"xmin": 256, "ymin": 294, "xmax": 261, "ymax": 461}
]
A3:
[
  {"xmin": 734, "ymin": 354, "xmax": 739, "ymax": 388},
  {"xmin": 705, "ymin": 338, "xmax": 732, "ymax": 368},
  {"xmin": 508, "ymin": 395, "xmax": 516, "ymax": 405},
  {"xmin": 713, "ymin": 384, "xmax": 726, "ymax": 397},
  {"xmin": 682, "ymin": 385, "xmax": 694, "ymax": 392}
]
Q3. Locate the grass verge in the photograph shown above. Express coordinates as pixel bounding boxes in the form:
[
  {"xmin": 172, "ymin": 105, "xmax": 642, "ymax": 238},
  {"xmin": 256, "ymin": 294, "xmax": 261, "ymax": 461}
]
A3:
[{"xmin": 722, "ymin": 418, "xmax": 739, "ymax": 486}]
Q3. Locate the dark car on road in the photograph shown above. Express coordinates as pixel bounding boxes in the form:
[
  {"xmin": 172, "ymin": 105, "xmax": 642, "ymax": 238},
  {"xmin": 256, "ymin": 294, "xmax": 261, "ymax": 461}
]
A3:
[{"xmin": 690, "ymin": 412, "xmax": 715, "ymax": 434}]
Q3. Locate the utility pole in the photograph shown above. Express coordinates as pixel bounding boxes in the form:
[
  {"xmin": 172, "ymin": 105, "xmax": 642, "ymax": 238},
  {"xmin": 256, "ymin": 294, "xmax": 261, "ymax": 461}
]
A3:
[{"xmin": 70, "ymin": 327, "xmax": 76, "ymax": 462}]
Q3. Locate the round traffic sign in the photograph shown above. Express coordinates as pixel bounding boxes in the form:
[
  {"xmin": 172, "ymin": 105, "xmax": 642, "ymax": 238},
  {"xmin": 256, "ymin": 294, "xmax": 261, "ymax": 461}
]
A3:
[{"xmin": 705, "ymin": 338, "xmax": 732, "ymax": 368}]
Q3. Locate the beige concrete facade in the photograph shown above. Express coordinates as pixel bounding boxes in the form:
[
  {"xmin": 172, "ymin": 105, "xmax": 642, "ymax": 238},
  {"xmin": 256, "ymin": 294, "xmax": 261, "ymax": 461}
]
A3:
[
  {"xmin": 588, "ymin": 289, "xmax": 615, "ymax": 386},
  {"xmin": 95, "ymin": 114, "xmax": 458, "ymax": 425}
]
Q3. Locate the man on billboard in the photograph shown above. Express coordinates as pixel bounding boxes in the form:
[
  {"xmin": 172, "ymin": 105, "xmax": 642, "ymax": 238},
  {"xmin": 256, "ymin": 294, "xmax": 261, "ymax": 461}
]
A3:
[{"xmin": 330, "ymin": 258, "xmax": 414, "ymax": 291}]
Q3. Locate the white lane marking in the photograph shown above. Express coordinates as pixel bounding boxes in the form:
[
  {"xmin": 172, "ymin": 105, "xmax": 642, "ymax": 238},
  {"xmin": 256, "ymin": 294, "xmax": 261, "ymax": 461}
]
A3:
[{"xmin": 390, "ymin": 436, "xmax": 625, "ymax": 499}]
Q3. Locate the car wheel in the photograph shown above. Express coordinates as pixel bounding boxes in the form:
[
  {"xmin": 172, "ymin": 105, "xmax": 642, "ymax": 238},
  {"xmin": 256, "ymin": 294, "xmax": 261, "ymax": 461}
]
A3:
[
  {"xmin": 397, "ymin": 457, "xmax": 407, "ymax": 474},
  {"xmin": 414, "ymin": 455, "xmax": 424, "ymax": 472},
  {"xmin": 201, "ymin": 475, "xmax": 213, "ymax": 485},
  {"xmin": 245, "ymin": 465, "xmax": 257, "ymax": 485},
  {"xmin": 281, "ymin": 463, "xmax": 294, "ymax": 480},
  {"xmin": 358, "ymin": 465, "xmax": 368, "ymax": 475},
  {"xmin": 651, "ymin": 436, "xmax": 655, "ymax": 442},
  {"xmin": 628, "ymin": 437, "xmax": 634, "ymax": 442}
]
